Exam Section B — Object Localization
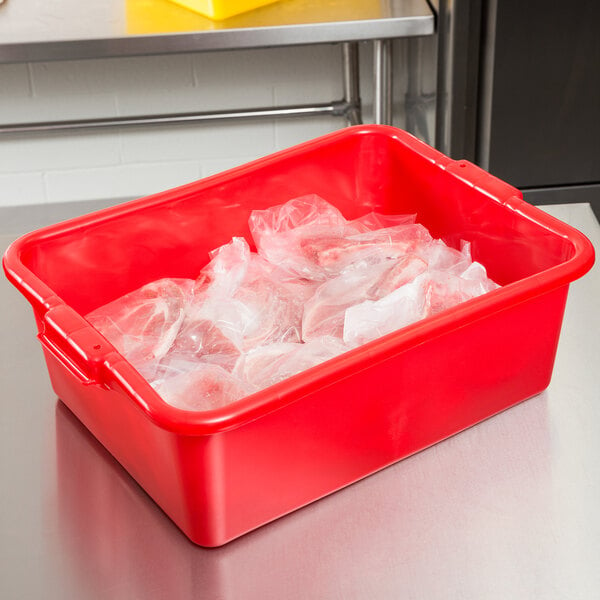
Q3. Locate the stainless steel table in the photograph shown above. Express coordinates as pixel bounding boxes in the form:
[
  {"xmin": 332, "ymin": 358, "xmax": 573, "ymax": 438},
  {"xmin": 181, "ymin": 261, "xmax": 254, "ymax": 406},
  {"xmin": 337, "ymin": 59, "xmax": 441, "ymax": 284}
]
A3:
[
  {"xmin": 1, "ymin": 202, "xmax": 598, "ymax": 599},
  {"xmin": 0, "ymin": 0, "xmax": 434, "ymax": 131}
]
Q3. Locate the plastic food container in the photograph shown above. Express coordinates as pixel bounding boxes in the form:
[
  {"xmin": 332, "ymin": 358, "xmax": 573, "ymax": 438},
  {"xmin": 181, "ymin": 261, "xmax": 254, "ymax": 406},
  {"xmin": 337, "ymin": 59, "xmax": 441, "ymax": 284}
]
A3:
[
  {"xmin": 3, "ymin": 125, "xmax": 594, "ymax": 547},
  {"xmin": 168, "ymin": 0, "xmax": 280, "ymax": 20}
]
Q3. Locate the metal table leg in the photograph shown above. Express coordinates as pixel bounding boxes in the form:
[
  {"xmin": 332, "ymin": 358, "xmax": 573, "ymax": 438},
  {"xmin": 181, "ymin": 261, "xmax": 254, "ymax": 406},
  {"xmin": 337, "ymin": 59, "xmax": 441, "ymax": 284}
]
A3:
[
  {"xmin": 342, "ymin": 42, "xmax": 362, "ymax": 126},
  {"xmin": 405, "ymin": 36, "xmax": 434, "ymax": 144},
  {"xmin": 373, "ymin": 38, "xmax": 393, "ymax": 125}
]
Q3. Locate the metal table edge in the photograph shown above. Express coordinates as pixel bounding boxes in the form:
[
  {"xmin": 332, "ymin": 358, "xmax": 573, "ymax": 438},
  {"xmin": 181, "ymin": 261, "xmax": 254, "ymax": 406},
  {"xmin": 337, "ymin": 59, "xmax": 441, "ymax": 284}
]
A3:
[{"xmin": 0, "ymin": 15, "xmax": 434, "ymax": 64}]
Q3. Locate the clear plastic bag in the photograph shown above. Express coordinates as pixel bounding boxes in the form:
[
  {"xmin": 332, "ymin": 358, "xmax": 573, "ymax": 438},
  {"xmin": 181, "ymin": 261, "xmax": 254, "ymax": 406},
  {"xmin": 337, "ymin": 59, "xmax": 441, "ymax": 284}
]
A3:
[
  {"xmin": 86, "ymin": 278, "xmax": 194, "ymax": 378},
  {"xmin": 302, "ymin": 267, "xmax": 381, "ymax": 341},
  {"xmin": 86, "ymin": 196, "xmax": 499, "ymax": 411},
  {"xmin": 189, "ymin": 237, "xmax": 305, "ymax": 353},
  {"xmin": 249, "ymin": 195, "xmax": 430, "ymax": 281},
  {"xmin": 153, "ymin": 362, "xmax": 256, "ymax": 412},
  {"xmin": 424, "ymin": 263, "xmax": 499, "ymax": 316},
  {"xmin": 343, "ymin": 277, "xmax": 428, "ymax": 347},
  {"xmin": 333, "ymin": 224, "xmax": 433, "ymax": 268},
  {"xmin": 302, "ymin": 254, "xmax": 429, "ymax": 341},
  {"xmin": 412, "ymin": 239, "xmax": 472, "ymax": 275},
  {"xmin": 248, "ymin": 194, "xmax": 362, "ymax": 280},
  {"xmin": 349, "ymin": 211, "xmax": 417, "ymax": 232},
  {"xmin": 161, "ymin": 312, "xmax": 242, "ymax": 373},
  {"xmin": 249, "ymin": 194, "xmax": 351, "ymax": 248},
  {"xmin": 343, "ymin": 262, "xmax": 499, "ymax": 347},
  {"xmin": 234, "ymin": 337, "xmax": 348, "ymax": 391},
  {"xmin": 367, "ymin": 254, "xmax": 429, "ymax": 298}
]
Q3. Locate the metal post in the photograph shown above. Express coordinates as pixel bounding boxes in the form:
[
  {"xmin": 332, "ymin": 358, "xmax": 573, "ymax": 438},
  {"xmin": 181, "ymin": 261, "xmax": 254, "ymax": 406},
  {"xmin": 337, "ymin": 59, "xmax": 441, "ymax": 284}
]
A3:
[
  {"xmin": 405, "ymin": 36, "xmax": 433, "ymax": 144},
  {"xmin": 434, "ymin": 0, "xmax": 484, "ymax": 159},
  {"xmin": 373, "ymin": 38, "xmax": 393, "ymax": 125},
  {"xmin": 341, "ymin": 42, "xmax": 361, "ymax": 126}
]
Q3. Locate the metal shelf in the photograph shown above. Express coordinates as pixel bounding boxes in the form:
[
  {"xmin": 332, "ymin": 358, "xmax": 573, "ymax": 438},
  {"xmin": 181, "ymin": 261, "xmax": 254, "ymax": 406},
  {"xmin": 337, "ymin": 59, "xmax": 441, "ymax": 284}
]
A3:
[
  {"xmin": 0, "ymin": 0, "xmax": 433, "ymax": 63},
  {"xmin": 0, "ymin": 1, "xmax": 434, "ymax": 135}
]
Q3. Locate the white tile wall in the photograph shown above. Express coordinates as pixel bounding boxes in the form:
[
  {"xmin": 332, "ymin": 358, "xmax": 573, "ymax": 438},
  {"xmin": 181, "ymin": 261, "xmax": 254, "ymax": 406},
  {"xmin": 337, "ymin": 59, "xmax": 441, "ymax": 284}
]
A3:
[
  {"xmin": 29, "ymin": 55, "xmax": 195, "ymax": 96},
  {"xmin": 119, "ymin": 121, "xmax": 276, "ymax": 163},
  {"xmin": 0, "ymin": 40, "xmax": 436, "ymax": 208},
  {"xmin": 0, "ymin": 93, "xmax": 118, "ymax": 125},
  {"xmin": 0, "ymin": 64, "xmax": 31, "ymax": 97},
  {"xmin": 0, "ymin": 132, "xmax": 121, "ymax": 172},
  {"xmin": 44, "ymin": 161, "xmax": 201, "ymax": 203},
  {"xmin": 0, "ymin": 172, "xmax": 45, "ymax": 207},
  {"xmin": 270, "ymin": 51, "xmax": 343, "ymax": 148}
]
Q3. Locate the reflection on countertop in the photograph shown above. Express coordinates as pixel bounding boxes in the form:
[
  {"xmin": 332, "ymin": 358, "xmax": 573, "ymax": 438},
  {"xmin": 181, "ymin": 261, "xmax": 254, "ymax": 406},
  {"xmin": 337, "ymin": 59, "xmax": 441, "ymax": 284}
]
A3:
[{"xmin": 55, "ymin": 392, "xmax": 555, "ymax": 599}]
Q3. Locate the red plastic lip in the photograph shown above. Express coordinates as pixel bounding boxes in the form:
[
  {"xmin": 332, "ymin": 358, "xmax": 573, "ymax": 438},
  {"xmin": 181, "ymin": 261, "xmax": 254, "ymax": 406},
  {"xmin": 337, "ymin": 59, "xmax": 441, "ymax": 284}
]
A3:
[{"xmin": 2, "ymin": 125, "xmax": 596, "ymax": 436}]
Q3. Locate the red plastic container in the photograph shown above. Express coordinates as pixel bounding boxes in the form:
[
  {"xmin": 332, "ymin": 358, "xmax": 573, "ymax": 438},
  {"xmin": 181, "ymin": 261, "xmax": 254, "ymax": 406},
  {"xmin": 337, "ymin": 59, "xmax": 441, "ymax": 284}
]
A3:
[{"xmin": 3, "ymin": 125, "xmax": 594, "ymax": 547}]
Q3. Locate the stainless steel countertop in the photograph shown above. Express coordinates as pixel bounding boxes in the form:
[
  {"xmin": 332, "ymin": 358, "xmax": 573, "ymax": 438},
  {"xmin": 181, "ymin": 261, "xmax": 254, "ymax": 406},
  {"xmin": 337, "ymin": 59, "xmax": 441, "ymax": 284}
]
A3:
[
  {"xmin": 0, "ymin": 0, "xmax": 434, "ymax": 63},
  {"xmin": 1, "ymin": 202, "xmax": 599, "ymax": 599}
]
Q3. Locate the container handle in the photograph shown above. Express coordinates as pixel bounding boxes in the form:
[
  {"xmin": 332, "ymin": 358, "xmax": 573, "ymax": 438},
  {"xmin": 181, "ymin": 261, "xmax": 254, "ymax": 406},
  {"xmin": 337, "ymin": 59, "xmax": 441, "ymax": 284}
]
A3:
[
  {"xmin": 39, "ymin": 304, "xmax": 119, "ymax": 388},
  {"xmin": 38, "ymin": 332, "xmax": 97, "ymax": 386}
]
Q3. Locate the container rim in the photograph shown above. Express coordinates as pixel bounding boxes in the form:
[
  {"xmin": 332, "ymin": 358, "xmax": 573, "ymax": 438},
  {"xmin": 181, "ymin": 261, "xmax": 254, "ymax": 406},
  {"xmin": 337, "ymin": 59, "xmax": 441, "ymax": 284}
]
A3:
[{"xmin": 2, "ymin": 125, "xmax": 595, "ymax": 435}]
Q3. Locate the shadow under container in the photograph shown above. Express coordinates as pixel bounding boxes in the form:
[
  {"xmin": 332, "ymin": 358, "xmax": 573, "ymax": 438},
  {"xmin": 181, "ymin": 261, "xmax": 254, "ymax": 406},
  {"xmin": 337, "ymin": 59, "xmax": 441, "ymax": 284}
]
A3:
[{"xmin": 2, "ymin": 125, "xmax": 594, "ymax": 547}]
